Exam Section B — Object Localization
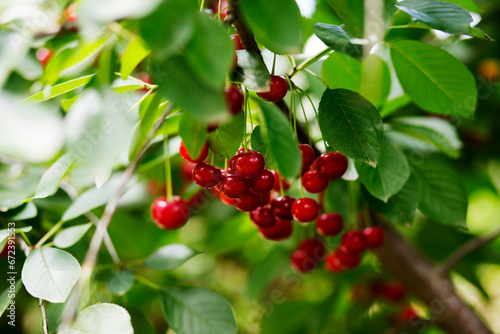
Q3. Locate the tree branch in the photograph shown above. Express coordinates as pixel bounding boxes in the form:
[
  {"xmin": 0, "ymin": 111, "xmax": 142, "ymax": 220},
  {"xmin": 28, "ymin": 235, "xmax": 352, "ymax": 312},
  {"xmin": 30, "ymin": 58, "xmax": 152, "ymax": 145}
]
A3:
[{"xmin": 440, "ymin": 225, "xmax": 500, "ymax": 274}]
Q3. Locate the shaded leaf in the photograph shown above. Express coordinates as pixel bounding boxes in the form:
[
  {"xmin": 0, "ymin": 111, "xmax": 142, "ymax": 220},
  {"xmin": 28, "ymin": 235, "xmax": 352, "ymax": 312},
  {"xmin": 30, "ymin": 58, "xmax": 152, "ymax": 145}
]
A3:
[
  {"xmin": 179, "ymin": 113, "xmax": 208, "ymax": 159},
  {"xmin": 69, "ymin": 303, "xmax": 133, "ymax": 334},
  {"xmin": 53, "ymin": 223, "xmax": 92, "ymax": 249},
  {"xmin": 145, "ymin": 243, "xmax": 200, "ymax": 271},
  {"xmin": 233, "ymin": 50, "xmax": 271, "ymax": 92},
  {"xmin": 313, "ymin": 23, "xmax": 361, "ymax": 57},
  {"xmin": 106, "ymin": 270, "xmax": 135, "ymax": 296},
  {"xmin": 24, "ymin": 74, "xmax": 95, "ymax": 103},
  {"xmin": 33, "ymin": 153, "xmax": 75, "ymax": 199},
  {"xmin": 208, "ymin": 112, "xmax": 245, "ymax": 160},
  {"xmin": 120, "ymin": 36, "xmax": 151, "ymax": 80}
]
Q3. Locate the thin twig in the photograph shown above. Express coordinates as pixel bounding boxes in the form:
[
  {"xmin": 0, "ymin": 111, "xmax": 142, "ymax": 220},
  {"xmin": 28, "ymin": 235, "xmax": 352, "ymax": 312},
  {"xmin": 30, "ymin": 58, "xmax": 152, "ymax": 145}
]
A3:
[
  {"xmin": 40, "ymin": 299, "xmax": 49, "ymax": 334},
  {"xmin": 58, "ymin": 104, "xmax": 175, "ymax": 332},
  {"xmin": 440, "ymin": 226, "xmax": 500, "ymax": 273}
]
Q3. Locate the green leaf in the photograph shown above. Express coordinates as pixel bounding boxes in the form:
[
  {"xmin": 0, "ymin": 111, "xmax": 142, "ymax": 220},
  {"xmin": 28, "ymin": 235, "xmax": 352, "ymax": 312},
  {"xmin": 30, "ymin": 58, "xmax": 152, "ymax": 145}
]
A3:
[
  {"xmin": 154, "ymin": 55, "xmax": 226, "ymax": 121},
  {"xmin": 240, "ymin": 0, "xmax": 301, "ymax": 54},
  {"xmin": 24, "ymin": 74, "xmax": 95, "ymax": 103},
  {"xmin": 33, "ymin": 153, "xmax": 75, "ymax": 199},
  {"xmin": 161, "ymin": 286, "xmax": 237, "ymax": 334},
  {"xmin": 325, "ymin": 0, "xmax": 364, "ymax": 37},
  {"xmin": 106, "ymin": 270, "xmax": 135, "ymax": 296},
  {"xmin": 140, "ymin": 0, "xmax": 197, "ymax": 59},
  {"xmin": 395, "ymin": 0, "xmax": 472, "ymax": 34},
  {"xmin": 364, "ymin": 174, "xmax": 420, "ymax": 225},
  {"xmin": 69, "ymin": 303, "xmax": 133, "ymax": 334},
  {"xmin": 185, "ymin": 14, "xmax": 234, "ymax": 89},
  {"xmin": 7, "ymin": 202, "xmax": 37, "ymax": 221},
  {"xmin": 120, "ymin": 36, "xmax": 151, "ymax": 80},
  {"xmin": 380, "ymin": 95, "xmax": 412, "ymax": 118},
  {"xmin": 233, "ymin": 50, "xmax": 271, "ymax": 92},
  {"xmin": 389, "ymin": 116, "xmax": 462, "ymax": 158},
  {"xmin": 318, "ymin": 89, "xmax": 384, "ymax": 167},
  {"xmin": 261, "ymin": 301, "xmax": 316, "ymax": 334},
  {"xmin": 356, "ymin": 141, "xmax": 410, "ymax": 202},
  {"xmin": 257, "ymin": 100, "xmax": 301, "ymax": 178},
  {"xmin": 208, "ymin": 112, "xmax": 246, "ymax": 160},
  {"xmin": 53, "ymin": 223, "xmax": 92, "ymax": 249},
  {"xmin": 390, "ymin": 40, "xmax": 476, "ymax": 118},
  {"xmin": 179, "ymin": 113, "xmax": 208, "ymax": 159},
  {"xmin": 0, "ymin": 280, "xmax": 21, "ymax": 318},
  {"xmin": 0, "ymin": 226, "xmax": 33, "ymax": 244},
  {"xmin": 445, "ymin": 0, "xmax": 482, "ymax": 13},
  {"xmin": 21, "ymin": 247, "xmax": 81, "ymax": 303},
  {"xmin": 322, "ymin": 53, "xmax": 360, "ymax": 92},
  {"xmin": 413, "ymin": 159, "xmax": 468, "ymax": 227},
  {"xmin": 145, "ymin": 244, "xmax": 200, "ymax": 271},
  {"xmin": 130, "ymin": 92, "xmax": 164, "ymax": 159},
  {"xmin": 359, "ymin": 54, "xmax": 391, "ymax": 108},
  {"xmin": 313, "ymin": 23, "xmax": 361, "ymax": 57},
  {"xmin": 250, "ymin": 125, "xmax": 272, "ymax": 164},
  {"xmin": 80, "ymin": 0, "xmax": 163, "ymax": 22}
]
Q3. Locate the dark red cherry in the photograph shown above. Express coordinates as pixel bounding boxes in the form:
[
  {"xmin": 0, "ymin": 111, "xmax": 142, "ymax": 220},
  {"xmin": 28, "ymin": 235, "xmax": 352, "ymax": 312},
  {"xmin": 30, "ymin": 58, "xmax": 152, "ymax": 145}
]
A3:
[
  {"xmin": 258, "ymin": 220, "xmax": 293, "ymax": 241},
  {"xmin": 230, "ymin": 33, "xmax": 244, "ymax": 50},
  {"xmin": 224, "ymin": 85, "xmax": 244, "ymax": 115},
  {"xmin": 299, "ymin": 238, "xmax": 326, "ymax": 260},
  {"xmin": 363, "ymin": 226, "xmax": 385, "ymax": 249},
  {"xmin": 232, "ymin": 151, "xmax": 265, "ymax": 179},
  {"xmin": 341, "ymin": 231, "xmax": 367, "ymax": 254},
  {"xmin": 316, "ymin": 213, "xmax": 343, "ymax": 236},
  {"xmin": 256, "ymin": 192, "xmax": 271, "ymax": 207},
  {"xmin": 250, "ymin": 206, "xmax": 276, "ymax": 228},
  {"xmin": 378, "ymin": 281, "xmax": 407, "ymax": 303},
  {"xmin": 336, "ymin": 245, "xmax": 361, "ymax": 269},
  {"xmin": 290, "ymin": 250, "xmax": 318, "ymax": 273},
  {"xmin": 271, "ymin": 196, "xmax": 295, "ymax": 220},
  {"xmin": 299, "ymin": 144, "xmax": 315, "ymax": 174},
  {"xmin": 192, "ymin": 162, "xmax": 222, "ymax": 189},
  {"xmin": 325, "ymin": 252, "xmax": 343, "ymax": 273},
  {"xmin": 291, "ymin": 198, "xmax": 319, "ymax": 223},
  {"xmin": 151, "ymin": 196, "xmax": 190, "ymax": 230},
  {"xmin": 272, "ymin": 170, "xmax": 290, "ymax": 191},
  {"xmin": 314, "ymin": 152, "xmax": 348, "ymax": 180},
  {"xmin": 251, "ymin": 169, "xmax": 275, "ymax": 194},
  {"xmin": 219, "ymin": 191, "xmax": 235, "ymax": 206},
  {"xmin": 257, "ymin": 75, "xmax": 289, "ymax": 102},
  {"xmin": 234, "ymin": 194, "xmax": 261, "ymax": 212},
  {"xmin": 220, "ymin": 174, "xmax": 250, "ymax": 198},
  {"xmin": 179, "ymin": 142, "xmax": 209, "ymax": 163},
  {"xmin": 302, "ymin": 170, "xmax": 329, "ymax": 193},
  {"xmin": 207, "ymin": 123, "xmax": 219, "ymax": 132}
]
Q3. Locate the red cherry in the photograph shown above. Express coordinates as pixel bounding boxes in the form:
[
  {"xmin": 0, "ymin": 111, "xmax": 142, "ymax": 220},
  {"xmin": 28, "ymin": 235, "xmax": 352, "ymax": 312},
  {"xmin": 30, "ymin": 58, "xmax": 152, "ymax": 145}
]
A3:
[
  {"xmin": 257, "ymin": 75, "xmax": 289, "ymax": 102},
  {"xmin": 187, "ymin": 191, "xmax": 206, "ymax": 209},
  {"xmin": 219, "ymin": 191, "xmax": 235, "ymax": 206},
  {"xmin": 234, "ymin": 194, "xmax": 261, "ymax": 212},
  {"xmin": 272, "ymin": 170, "xmax": 290, "ymax": 191},
  {"xmin": 299, "ymin": 238, "xmax": 326, "ymax": 260},
  {"xmin": 137, "ymin": 72, "xmax": 153, "ymax": 92},
  {"xmin": 36, "ymin": 48, "xmax": 54, "ymax": 68},
  {"xmin": 302, "ymin": 170, "xmax": 329, "ymax": 193},
  {"xmin": 212, "ymin": 0, "xmax": 228, "ymax": 19},
  {"xmin": 179, "ymin": 142, "xmax": 209, "ymax": 163},
  {"xmin": 336, "ymin": 245, "xmax": 361, "ymax": 269},
  {"xmin": 314, "ymin": 152, "xmax": 348, "ymax": 180},
  {"xmin": 258, "ymin": 220, "xmax": 293, "ymax": 241},
  {"xmin": 151, "ymin": 196, "xmax": 190, "ymax": 230},
  {"xmin": 271, "ymin": 196, "xmax": 295, "ymax": 220},
  {"xmin": 290, "ymin": 250, "xmax": 318, "ymax": 273},
  {"xmin": 396, "ymin": 306, "xmax": 419, "ymax": 323},
  {"xmin": 377, "ymin": 281, "xmax": 406, "ymax": 303},
  {"xmin": 192, "ymin": 162, "xmax": 222, "ymax": 189},
  {"xmin": 251, "ymin": 169, "xmax": 275, "ymax": 194},
  {"xmin": 207, "ymin": 123, "xmax": 219, "ymax": 132},
  {"xmin": 180, "ymin": 161, "xmax": 196, "ymax": 181},
  {"xmin": 363, "ymin": 226, "xmax": 385, "ymax": 249},
  {"xmin": 325, "ymin": 252, "xmax": 343, "ymax": 273},
  {"xmin": 299, "ymin": 144, "xmax": 315, "ymax": 174},
  {"xmin": 224, "ymin": 85, "xmax": 244, "ymax": 115},
  {"xmin": 232, "ymin": 151, "xmax": 265, "ymax": 179},
  {"xmin": 341, "ymin": 231, "xmax": 367, "ymax": 253},
  {"xmin": 220, "ymin": 174, "xmax": 250, "ymax": 198},
  {"xmin": 316, "ymin": 212, "xmax": 344, "ymax": 236},
  {"xmin": 256, "ymin": 192, "xmax": 271, "ymax": 207},
  {"xmin": 64, "ymin": 4, "xmax": 78, "ymax": 23},
  {"xmin": 250, "ymin": 206, "xmax": 276, "ymax": 228},
  {"xmin": 291, "ymin": 198, "xmax": 319, "ymax": 223},
  {"xmin": 231, "ymin": 33, "xmax": 244, "ymax": 50}
]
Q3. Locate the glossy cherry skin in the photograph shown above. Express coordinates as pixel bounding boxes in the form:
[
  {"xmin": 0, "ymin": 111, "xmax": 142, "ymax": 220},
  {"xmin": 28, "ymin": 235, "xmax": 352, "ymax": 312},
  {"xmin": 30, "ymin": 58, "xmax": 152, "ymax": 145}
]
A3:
[
  {"xmin": 230, "ymin": 33, "xmax": 244, "ymax": 50},
  {"xmin": 256, "ymin": 192, "xmax": 271, "ymax": 207},
  {"xmin": 224, "ymin": 85, "xmax": 244, "ymax": 115},
  {"xmin": 257, "ymin": 75, "xmax": 289, "ymax": 102},
  {"xmin": 232, "ymin": 151, "xmax": 265, "ymax": 179},
  {"xmin": 299, "ymin": 238, "xmax": 326, "ymax": 260},
  {"xmin": 179, "ymin": 142, "xmax": 209, "ymax": 163},
  {"xmin": 290, "ymin": 250, "xmax": 318, "ymax": 273},
  {"xmin": 299, "ymin": 144, "xmax": 315, "ymax": 174},
  {"xmin": 220, "ymin": 174, "xmax": 250, "ymax": 198},
  {"xmin": 272, "ymin": 170, "xmax": 290, "ymax": 191},
  {"xmin": 151, "ymin": 196, "xmax": 190, "ymax": 230},
  {"xmin": 341, "ymin": 231, "xmax": 367, "ymax": 254},
  {"xmin": 258, "ymin": 220, "xmax": 293, "ymax": 241},
  {"xmin": 271, "ymin": 196, "xmax": 295, "ymax": 220},
  {"xmin": 325, "ymin": 252, "xmax": 343, "ymax": 273},
  {"xmin": 251, "ymin": 169, "xmax": 275, "ymax": 194},
  {"xmin": 291, "ymin": 198, "xmax": 319, "ymax": 223},
  {"xmin": 336, "ymin": 245, "xmax": 361, "ymax": 269},
  {"xmin": 316, "ymin": 212, "xmax": 344, "ymax": 236},
  {"xmin": 302, "ymin": 170, "xmax": 329, "ymax": 193},
  {"xmin": 363, "ymin": 226, "xmax": 385, "ymax": 249},
  {"xmin": 219, "ymin": 191, "xmax": 235, "ymax": 206},
  {"xmin": 36, "ymin": 48, "xmax": 53, "ymax": 68},
  {"xmin": 314, "ymin": 152, "xmax": 348, "ymax": 180},
  {"xmin": 250, "ymin": 206, "xmax": 276, "ymax": 228},
  {"xmin": 234, "ymin": 194, "xmax": 261, "ymax": 212},
  {"xmin": 192, "ymin": 162, "xmax": 222, "ymax": 189}
]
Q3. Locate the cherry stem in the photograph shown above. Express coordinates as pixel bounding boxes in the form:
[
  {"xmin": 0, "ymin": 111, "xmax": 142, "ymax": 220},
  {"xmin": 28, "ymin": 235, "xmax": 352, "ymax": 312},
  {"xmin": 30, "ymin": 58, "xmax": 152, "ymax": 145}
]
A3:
[
  {"xmin": 246, "ymin": 89, "xmax": 254, "ymax": 132},
  {"xmin": 295, "ymin": 85, "xmax": 328, "ymax": 149},
  {"xmin": 199, "ymin": 0, "xmax": 206, "ymax": 11},
  {"xmin": 286, "ymin": 77, "xmax": 299, "ymax": 145},
  {"xmin": 290, "ymin": 47, "xmax": 330, "ymax": 77},
  {"xmin": 242, "ymin": 94, "xmax": 248, "ymax": 151},
  {"xmin": 295, "ymin": 87, "xmax": 312, "ymax": 147},
  {"xmin": 271, "ymin": 53, "xmax": 277, "ymax": 75},
  {"xmin": 163, "ymin": 122, "xmax": 173, "ymax": 202},
  {"xmin": 278, "ymin": 170, "xmax": 285, "ymax": 197}
]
